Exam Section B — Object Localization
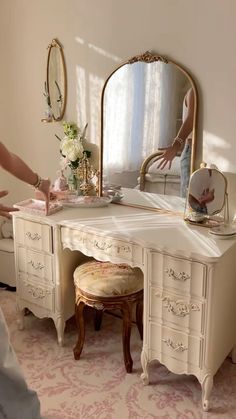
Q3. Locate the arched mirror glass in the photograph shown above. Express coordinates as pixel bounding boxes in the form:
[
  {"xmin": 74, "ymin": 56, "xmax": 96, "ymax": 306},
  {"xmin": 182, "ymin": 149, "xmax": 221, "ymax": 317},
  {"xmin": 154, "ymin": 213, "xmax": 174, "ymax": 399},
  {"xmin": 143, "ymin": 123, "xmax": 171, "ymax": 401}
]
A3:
[
  {"xmin": 100, "ymin": 51, "xmax": 198, "ymax": 212},
  {"xmin": 46, "ymin": 39, "xmax": 67, "ymax": 121}
]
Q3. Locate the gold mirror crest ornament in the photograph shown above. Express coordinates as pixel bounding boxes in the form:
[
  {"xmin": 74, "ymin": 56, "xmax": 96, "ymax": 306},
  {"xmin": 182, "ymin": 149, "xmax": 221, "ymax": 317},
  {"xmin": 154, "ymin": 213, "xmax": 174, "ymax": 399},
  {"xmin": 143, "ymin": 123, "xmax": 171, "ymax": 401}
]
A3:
[{"xmin": 42, "ymin": 39, "xmax": 67, "ymax": 122}]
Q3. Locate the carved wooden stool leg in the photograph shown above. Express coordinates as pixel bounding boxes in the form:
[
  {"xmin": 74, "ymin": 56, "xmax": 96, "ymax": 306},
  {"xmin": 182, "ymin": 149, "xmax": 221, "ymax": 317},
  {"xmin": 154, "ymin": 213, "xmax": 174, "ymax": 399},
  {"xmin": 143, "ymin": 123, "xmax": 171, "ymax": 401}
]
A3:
[
  {"xmin": 94, "ymin": 309, "xmax": 103, "ymax": 331},
  {"xmin": 136, "ymin": 300, "xmax": 143, "ymax": 340},
  {"xmin": 73, "ymin": 300, "xmax": 86, "ymax": 360},
  {"xmin": 121, "ymin": 301, "xmax": 133, "ymax": 373}
]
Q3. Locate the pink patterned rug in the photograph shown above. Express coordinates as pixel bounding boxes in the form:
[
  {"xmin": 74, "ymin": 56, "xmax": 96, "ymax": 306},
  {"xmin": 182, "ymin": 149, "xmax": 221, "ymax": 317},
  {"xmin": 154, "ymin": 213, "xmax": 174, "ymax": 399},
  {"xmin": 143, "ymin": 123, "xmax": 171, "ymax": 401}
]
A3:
[{"xmin": 1, "ymin": 290, "xmax": 236, "ymax": 419}]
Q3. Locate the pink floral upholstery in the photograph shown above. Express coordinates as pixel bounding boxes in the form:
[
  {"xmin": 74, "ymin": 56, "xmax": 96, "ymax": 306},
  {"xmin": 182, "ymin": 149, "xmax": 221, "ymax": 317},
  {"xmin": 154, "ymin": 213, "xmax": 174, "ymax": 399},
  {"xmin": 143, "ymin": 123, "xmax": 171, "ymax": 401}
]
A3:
[{"xmin": 74, "ymin": 261, "xmax": 143, "ymax": 297}]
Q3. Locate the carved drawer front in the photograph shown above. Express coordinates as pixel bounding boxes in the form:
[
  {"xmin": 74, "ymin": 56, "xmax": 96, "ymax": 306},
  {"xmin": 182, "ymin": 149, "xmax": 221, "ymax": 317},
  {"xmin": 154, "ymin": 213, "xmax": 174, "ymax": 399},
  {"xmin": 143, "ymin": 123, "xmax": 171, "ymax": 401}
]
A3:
[
  {"xmin": 18, "ymin": 273, "xmax": 54, "ymax": 311},
  {"xmin": 149, "ymin": 322, "xmax": 202, "ymax": 367},
  {"xmin": 149, "ymin": 251, "xmax": 206, "ymax": 298},
  {"xmin": 150, "ymin": 286, "xmax": 205, "ymax": 334},
  {"xmin": 61, "ymin": 227, "xmax": 143, "ymax": 265},
  {"xmin": 15, "ymin": 218, "xmax": 53, "ymax": 253},
  {"xmin": 17, "ymin": 247, "xmax": 53, "ymax": 283}
]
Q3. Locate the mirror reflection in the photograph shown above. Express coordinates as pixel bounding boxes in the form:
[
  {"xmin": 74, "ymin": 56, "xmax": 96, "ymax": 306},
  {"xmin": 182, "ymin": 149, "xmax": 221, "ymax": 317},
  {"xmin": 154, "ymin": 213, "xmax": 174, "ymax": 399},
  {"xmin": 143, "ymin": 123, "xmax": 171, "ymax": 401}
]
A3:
[
  {"xmin": 101, "ymin": 51, "xmax": 197, "ymax": 211},
  {"xmin": 46, "ymin": 39, "xmax": 67, "ymax": 121},
  {"xmin": 188, "ymin": 168, "xmax": 227, "ymax": 216}
]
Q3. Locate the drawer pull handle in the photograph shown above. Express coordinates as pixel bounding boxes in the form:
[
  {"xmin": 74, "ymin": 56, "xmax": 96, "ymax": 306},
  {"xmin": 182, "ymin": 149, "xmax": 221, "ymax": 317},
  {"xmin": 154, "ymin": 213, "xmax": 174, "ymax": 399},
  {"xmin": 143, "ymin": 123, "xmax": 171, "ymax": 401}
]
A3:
[
  {"xmin": 26, "ymin": 232, "xmax": 41, "ymax": 241},
  {"xmin": 165, "ymin": 268, "xmax": 190, "ymax": 282},
  {"xmin": 162, "ymin": 338, "xmax": 188, "ymax": 352},
  {"xmin": 28, "ymin": 260, "xmax": 44, "ymax": 270},
  {"xmin": 161, "ymin": 296, "xmax": 200, "ymax": 317}
]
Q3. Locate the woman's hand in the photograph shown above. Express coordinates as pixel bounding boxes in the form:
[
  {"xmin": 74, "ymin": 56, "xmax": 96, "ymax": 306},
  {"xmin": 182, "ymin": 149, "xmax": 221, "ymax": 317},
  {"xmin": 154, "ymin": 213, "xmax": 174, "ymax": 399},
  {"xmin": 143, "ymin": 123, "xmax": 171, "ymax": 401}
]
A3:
[
  {"xmin": 37, "ymin": 179, "xmax": 51, "ymax": 215},
  {"xmin": 154, "ymin": 143, "xmax": 180, "ymax": 170},
  {"xmin": 0, "ymin": 190, "xmax": 18, "ymax": 218}
]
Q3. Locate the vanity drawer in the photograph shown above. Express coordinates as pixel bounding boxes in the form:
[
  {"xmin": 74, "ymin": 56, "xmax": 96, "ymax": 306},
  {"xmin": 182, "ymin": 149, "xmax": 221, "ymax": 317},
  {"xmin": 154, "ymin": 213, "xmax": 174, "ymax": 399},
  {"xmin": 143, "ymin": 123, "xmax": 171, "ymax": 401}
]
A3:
[
  {"xmin": 149, "ymin": 322, "xmax": 202, "ymax": 367},
  {"xmin": 17, "ymin": 246, "xmax": 54, "ymax": 284},
  {"xmin": 61, "ymin": 227, "xmax": 143, "ymax": 265},
  {"xmin": 18, "ymin": 273, "xmax": 55, "ymax": 311},
  {"xmin": 150, "ymin": 286, "xmax": 205, "ymax": 334},
  {"xmin": 14, "ymin": 218, "xmax": 53, "ymax": 253},
  {"xmin": 149, "ymin": 251, "xmax": 206, "ymax": 298}
]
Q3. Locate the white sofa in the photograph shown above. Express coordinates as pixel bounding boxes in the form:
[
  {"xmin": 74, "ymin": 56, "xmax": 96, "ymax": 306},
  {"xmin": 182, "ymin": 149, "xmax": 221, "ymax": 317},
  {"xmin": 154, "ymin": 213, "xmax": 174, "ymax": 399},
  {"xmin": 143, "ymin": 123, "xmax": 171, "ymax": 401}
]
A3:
[{"xmin": 0, "ymin": 217, "xmax": 16, "ymax": 288}]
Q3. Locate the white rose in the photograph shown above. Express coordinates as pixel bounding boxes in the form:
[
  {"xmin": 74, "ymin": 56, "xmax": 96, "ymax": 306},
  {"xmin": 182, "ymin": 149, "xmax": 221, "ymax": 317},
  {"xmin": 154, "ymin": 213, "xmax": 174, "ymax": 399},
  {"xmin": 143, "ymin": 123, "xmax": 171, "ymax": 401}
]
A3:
[{"xmin": 61, "ymin": 138, "xmax": 84, "ymax": 161}]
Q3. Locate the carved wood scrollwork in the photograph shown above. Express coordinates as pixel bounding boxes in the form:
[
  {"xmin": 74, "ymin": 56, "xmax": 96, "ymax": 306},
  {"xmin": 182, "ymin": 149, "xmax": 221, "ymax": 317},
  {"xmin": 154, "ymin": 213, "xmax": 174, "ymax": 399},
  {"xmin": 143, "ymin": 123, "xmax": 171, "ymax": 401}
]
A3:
[
  {"xmin": 165, "ymin": 267, "xmax": 190, "ymax": 282},
  {"xmin": 24, "ymin": 282, "xmax": 50, "ymax": 299},
  {"xmin": 28, "ymin": 260, "xmax": 44, "ymax": 270},
  {"xmin": 26, "ymin": 232, "xmax": 41, "ymax": 241},
  {"xmin": 162, "ymin": 338, "xmax": 188, "ymax": 352},
  {"xmin": 161, "ymin": 296, "xmax": 200, "ymax": 317}
]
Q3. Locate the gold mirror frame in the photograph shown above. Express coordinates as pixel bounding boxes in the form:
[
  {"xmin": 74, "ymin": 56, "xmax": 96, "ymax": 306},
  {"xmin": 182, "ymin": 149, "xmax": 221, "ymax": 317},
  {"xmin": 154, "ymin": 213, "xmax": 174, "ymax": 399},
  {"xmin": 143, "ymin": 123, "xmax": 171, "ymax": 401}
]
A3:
[
  {"xmin": 46, "ymin": 39, "xmax": 67, "ymax": 122},
  {"xmin": 99, "ymin": 51, "xmax": 198, "ymax": 213}
]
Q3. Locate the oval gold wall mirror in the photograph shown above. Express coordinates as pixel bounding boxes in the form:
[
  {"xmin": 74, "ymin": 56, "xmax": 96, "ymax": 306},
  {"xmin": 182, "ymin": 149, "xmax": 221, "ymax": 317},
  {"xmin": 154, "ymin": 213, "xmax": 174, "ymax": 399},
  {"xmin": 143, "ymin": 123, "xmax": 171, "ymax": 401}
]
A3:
[
  {"xmin": 45, "ymin": 39, "xmax": 67, "ymax": 122},
  {"xmin": 100, "ymin": 51, "xmax": 198, "ymax": 213}
]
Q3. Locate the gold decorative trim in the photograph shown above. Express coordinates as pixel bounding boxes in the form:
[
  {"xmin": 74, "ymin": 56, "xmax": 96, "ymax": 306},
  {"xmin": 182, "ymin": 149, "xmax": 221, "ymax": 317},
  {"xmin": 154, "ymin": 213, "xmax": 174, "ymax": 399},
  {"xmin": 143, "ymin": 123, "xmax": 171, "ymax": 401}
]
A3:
[{"xmin": 128, "ymin": 51, "xmax": 168, "ymax": 64}]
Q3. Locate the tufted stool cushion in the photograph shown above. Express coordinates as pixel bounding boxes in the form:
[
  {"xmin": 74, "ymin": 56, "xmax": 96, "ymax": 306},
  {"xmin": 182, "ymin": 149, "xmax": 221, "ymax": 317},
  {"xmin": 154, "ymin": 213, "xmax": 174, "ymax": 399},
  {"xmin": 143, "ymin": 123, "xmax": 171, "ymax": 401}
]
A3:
[
  {"xmin": 74, "ymin": 261, "xmax": 143, "ymax": 297},
  {"xmin": 73, "ymin": 260, "xmax": 143, "ymax": 373}
]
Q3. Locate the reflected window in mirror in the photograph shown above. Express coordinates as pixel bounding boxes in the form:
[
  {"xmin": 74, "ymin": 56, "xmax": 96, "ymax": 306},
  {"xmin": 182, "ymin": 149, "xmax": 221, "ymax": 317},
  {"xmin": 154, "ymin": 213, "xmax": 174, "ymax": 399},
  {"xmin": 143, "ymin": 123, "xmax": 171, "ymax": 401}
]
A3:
[{"xmin": 100, "ymin": 51, "xmax": 198, "ymax": 212}]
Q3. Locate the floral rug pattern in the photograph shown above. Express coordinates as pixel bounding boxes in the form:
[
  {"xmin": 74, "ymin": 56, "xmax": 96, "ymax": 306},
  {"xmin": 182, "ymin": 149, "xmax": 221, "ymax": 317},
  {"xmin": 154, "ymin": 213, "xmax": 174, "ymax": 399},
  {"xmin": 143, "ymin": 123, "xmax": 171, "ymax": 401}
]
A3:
[{"xmin": 1, "ymin": 290, "xmax": 236, "ymax": 419}]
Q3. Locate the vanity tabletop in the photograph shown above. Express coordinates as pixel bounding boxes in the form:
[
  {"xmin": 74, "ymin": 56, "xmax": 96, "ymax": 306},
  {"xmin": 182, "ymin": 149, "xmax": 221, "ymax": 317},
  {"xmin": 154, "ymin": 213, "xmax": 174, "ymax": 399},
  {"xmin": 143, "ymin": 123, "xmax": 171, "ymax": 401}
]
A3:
[{"xmin": 12, "ymin": 201, "xmax": 236, "ymax": 263}]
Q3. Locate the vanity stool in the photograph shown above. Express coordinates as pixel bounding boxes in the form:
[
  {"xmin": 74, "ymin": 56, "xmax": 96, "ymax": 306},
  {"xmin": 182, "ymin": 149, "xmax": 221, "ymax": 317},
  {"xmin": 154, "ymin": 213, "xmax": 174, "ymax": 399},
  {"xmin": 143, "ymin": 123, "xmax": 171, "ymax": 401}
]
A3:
[{"xmin": 73, "ymin": 260, "xmax": 143, "ymax": 373}]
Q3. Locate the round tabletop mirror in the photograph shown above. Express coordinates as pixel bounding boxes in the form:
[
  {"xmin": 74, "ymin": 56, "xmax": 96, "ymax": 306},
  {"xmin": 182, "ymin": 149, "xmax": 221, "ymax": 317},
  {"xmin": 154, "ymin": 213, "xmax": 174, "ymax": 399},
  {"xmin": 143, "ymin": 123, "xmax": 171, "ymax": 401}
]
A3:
[{"xmin": 188, "ymin": 167, "xmax": 227, "ymax": 216}]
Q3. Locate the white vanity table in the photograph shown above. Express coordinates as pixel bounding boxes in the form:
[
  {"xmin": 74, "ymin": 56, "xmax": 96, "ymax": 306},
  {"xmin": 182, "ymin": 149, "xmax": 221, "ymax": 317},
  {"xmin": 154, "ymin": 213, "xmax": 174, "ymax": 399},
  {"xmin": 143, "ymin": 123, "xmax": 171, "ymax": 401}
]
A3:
[{"xmin": 12, "ymin": 200, "xmax": 236, "ymax": 411}]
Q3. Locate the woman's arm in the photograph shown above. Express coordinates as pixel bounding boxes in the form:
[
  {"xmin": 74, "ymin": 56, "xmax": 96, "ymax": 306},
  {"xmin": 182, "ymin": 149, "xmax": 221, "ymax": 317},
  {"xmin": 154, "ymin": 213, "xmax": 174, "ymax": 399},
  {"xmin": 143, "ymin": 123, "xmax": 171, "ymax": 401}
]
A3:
[
  {"xmin": 0, "ymin": 142, "xmax": 50, "ymax": 214},
  {"xmin": 155, "ymin": 88, "xmax": 195, "ymax": 170}
]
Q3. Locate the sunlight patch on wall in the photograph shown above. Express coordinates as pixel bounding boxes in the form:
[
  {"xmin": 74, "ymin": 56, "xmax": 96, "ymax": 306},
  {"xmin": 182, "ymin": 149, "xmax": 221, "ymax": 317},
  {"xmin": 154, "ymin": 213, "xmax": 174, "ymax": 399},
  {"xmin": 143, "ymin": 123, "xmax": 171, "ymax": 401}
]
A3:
[
  {"xmin": 89, "ymin": 73, "xmax": 104, "ymax": 146},
  {"xmin": 75, "ymin": 36, "xmax": 85, "ymax": 45},
  {"xmin": 203, "ymin": 131, "xmax": 230, "ymax": 172},
  {"xmin": 88, "ymin": 43, "xmax": 121, "ymax": 63},
  {"xmin": 76, "ymin": 66, "xmax": 86, "ymax": 127},
  {"xmin": 76, "ymin": 66, "xmax": 104, "ymax": 148}
]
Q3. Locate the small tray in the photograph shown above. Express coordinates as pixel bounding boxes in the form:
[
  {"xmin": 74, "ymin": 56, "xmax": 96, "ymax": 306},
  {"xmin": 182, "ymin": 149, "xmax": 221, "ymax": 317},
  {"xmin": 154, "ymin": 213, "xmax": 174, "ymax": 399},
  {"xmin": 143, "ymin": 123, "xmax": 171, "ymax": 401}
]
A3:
[
  {"xmin": 59, "ymin": 196, "xmax": 112, "ymax": 208},
  {"xmin": 14, "ymin": 199, "xmax": 63, "ymax": 216}
]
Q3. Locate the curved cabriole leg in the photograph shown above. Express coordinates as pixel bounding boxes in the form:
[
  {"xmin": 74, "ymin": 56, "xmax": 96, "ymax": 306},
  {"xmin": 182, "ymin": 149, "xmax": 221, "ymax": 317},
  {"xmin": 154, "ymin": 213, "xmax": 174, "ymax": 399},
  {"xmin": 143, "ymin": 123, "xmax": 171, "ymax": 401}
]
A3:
[
  {"xmin": 201, "ymin": 374, "xmax": 213, "ymax": 412},
  {"xmin": 121, "ymin": 301, "xmax": 133, "ymax": 373},
  {"xmin": 141, "ymin": 348, "xmax": 149, "ymax": 385},
  {"xmin": 136, "ymin": 300, "xmax": 143, "ymax": 340},
  {"xmin": 73, "ymin": 300, "xmax": 86, "ymax": 360},
  {"xmin": 231, "ymin": 345, "xmax": 236, "ymax": 363},
  {"xmin": 54, "ymin": 316, "xmax": 65, "ymax": 347},
  {"xmin": 16, "ymin": 302, "xmax": 25, "ymax": 331},
  {"xmin": 94, "ymin": 309, "xmax": 103, "ymax": 331}
]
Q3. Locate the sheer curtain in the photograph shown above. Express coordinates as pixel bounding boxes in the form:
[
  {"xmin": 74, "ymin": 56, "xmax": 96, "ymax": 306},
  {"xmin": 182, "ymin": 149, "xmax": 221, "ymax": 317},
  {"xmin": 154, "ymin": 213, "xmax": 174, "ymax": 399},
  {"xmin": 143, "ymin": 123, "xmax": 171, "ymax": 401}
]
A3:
[{"xmin": 103, "ymin": 62, "xmax": 184, "ymax": 177}]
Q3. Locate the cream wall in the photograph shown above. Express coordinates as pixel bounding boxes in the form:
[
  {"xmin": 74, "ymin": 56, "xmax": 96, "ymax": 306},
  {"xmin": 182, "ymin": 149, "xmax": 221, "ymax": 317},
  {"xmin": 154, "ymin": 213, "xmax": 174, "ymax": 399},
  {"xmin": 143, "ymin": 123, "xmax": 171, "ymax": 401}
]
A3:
[{"xmin": 0, "ymin": 0, "xmax": 236, "ymax": 215}]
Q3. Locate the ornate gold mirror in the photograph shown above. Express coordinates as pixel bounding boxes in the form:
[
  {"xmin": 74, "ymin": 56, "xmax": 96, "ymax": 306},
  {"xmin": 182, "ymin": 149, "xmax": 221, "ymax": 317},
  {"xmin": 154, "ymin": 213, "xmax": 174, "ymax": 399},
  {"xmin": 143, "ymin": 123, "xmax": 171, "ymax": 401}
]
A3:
[
  {"xmin": 43, "ymin": 39, "xmax": 67, "ymax": 122},
  {"xmin": 100, "ymin": 51, "xmax": 198, "ymax": 212}
]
